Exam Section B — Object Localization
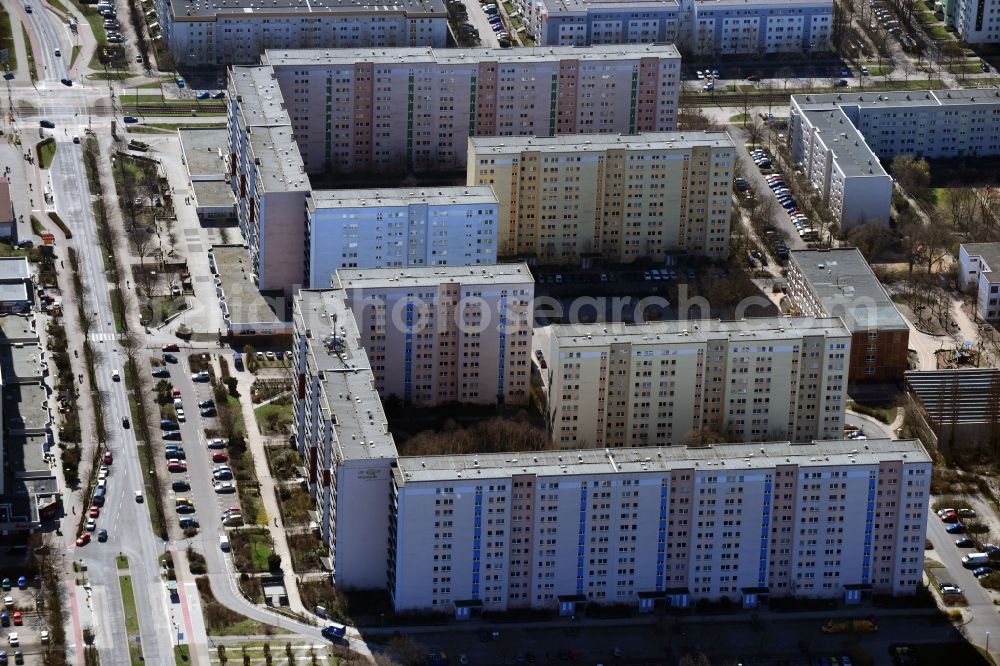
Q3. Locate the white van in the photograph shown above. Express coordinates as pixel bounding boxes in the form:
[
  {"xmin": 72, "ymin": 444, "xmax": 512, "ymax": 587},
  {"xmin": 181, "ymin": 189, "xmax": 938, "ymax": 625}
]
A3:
[{"xmin": 219, "ymin": 533, "xmax": 230, "ymax": 551}]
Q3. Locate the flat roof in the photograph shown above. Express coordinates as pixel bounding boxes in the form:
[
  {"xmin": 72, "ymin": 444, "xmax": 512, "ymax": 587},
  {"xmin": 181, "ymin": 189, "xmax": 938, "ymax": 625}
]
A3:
[
  {"xmin": 0, "ymin": 283, "xmax": 28, "ymax": 304},
  {"xmin": 296, "ymin": 289, "xmax": 397, "ymax": 461},
  {"xmin": 790, "ymin": 248, "xmax": 908, "ymax": 331},
  {"xmin": 5, "ymin": 383, "xmax": 51, "ymax": 433},
  {"xmin": 309, "ymin": 186, "xmax": 498, "ymax": 209},
  {"xmin": 230, "ymin": 67, "xmax": 292, "ymax": 128},
  {"xmin": 470, "ymin": 131, "xmax": 734, "ymax": 155},
  {"xmin": 548, "ymin": 316, "xmax": 850, "ymax": 348},
  {"xmin": 793, "ymin": 88, "xmax": 1000, "ymax": 110},
  {"xmin": 264, "ymin": 43, "xmax": 680, "ymax": 67},
  {"xmin": 209, "ymin": 245, "xmax": 282, "ymax": 326},
  {"xmin": 193, "ymin": 181, "xmax": 236, "ymax": 209},
  {"xmin": 174, "ymin": 0, "xmax": 445, "ymax": 19},
  {"xmin": 963, "ymin": 243, "xmax": 1000, "ymax": 283},
  {"xmin": 0, "ymin": 315, "xmax": 38, "ymax": 344},
  {"xmin": 248, "ymin": 126, "xmax": 308, "ymax": 192},
  {"xmin": 0, "ymin": 343, "xmax": 44, "ymax": 383},
  {"xmin": 334, "ymin": 263, "xmax": 533, "ymax": 290},
  {"xmin": 0, "ymin": 258, "xmax": 30, "ymax": 283},
  {"xmin": 178, "ymin": 128, "xmax": 230, "ymax": 179},
  {"xmin": 801, "ymin": 109, "xmax": 886, "ymax": 178},
  {"xmin": 394, "ymin": 438, "xmax": 930, "ymax": 484},
  {"xmin": 537, "ymin": 0, "xmax": 827, "ymax": 13}
]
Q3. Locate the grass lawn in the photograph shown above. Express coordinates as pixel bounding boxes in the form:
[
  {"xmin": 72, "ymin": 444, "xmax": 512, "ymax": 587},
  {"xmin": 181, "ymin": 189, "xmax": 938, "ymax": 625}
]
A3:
[
  {"xmin": 927, "ymin": 24, "xmax": 953, "ymax": 39},
  {"xmin": 0, "ymin": 6, "xmax": 18, "ymax": 72},
  {"xmin": 847, "ymin": 400, "xmax": 897, "ymax": 424},
  {"xmin": 68, "ymin": 0, "xmax": 107, "ymax": 43},
  {"xmin": 255, "ymin": 395, "xmax": 292, "ymax": 436},
  {"xmin": 47, "ymin": 0, "xmax": 71, "ymax": 13},
  {"xmin": 950, "ymin": 62, "xmax": 985, "ymax": 73},
  {"xmin": 729, "ymin": 113, "xmax": 750, "ymax": 123},
  {"xmin": 119, "ymin": 575, "xmax": 145, "ymax": 665},
  {"xmin": 70, "ymin": 44, "xmax": 80, "ymax": 69},
  {"xmin": 38, "ymin": 139, "xmax": 57, "ymax": 169},
  {"xmin": 174, "ymin": 645, "xmax": 190, "ymax": 664},
  {"xmin": 116, "ymin": 554, "xmax": 129, "ymax": 570},
  {"xmin": 21, "ymin": 26, "xmax": 34, "ymax": 79},
  {"xmin": 194, "ymin": 576, "xmax": 289, "ymax": 636},
  {"xmin": 29, "ymin": 215, "xmax": 45, "ymax": 236},
  {"xmin": 230, "ymin": 528, "xmax": 274, "ymax": 572},
  {"xmin": 866, "ymin": 65, "xmax": 894, "ymax": 76}
]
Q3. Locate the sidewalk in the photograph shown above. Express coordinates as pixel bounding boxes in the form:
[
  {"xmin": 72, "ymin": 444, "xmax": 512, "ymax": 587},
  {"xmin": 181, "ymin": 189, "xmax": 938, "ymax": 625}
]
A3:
[
  {"xmin": 227, "ymin": 358, "xmax": 309, "ymax": 617},
  {"xmin": 3, "ymin": 0, "xmax": 31, "ymax": 81}
]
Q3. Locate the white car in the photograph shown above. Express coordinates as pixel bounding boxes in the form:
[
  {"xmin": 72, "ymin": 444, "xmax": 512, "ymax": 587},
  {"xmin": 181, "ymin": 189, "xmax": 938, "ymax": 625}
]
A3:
[
  {"xmin": 176, "ymin": 407, "xmax": 186, "ymax": 422},
  {"xmin": 214, "ymin": 482, "xmax": 236, "ymax": 494},
  {"xmin": 191, "ymin": 371, "xmax": 210, "ymax": 382},
  {"xmin": 696, "ymin": 70, "xmax": 705, "ymax": 79},
  {"xmin": 7, "ymin": 633, "xmax": 18, "ymax": 646},
  {"xmin": 207, "ymin": 438, "xmax": 227, "ymax": 449},
  {"xmin": 940, "ymin": 584, "xmax": 962, "ymax": 595}
]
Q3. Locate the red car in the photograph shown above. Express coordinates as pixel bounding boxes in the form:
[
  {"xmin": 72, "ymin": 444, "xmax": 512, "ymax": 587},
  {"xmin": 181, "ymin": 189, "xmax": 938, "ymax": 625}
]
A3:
[
  {"xmin": 76, "ymin": 532, "xmax": 91, "ymax": 546},
  {"xmin": 167, "ymin": 461, "xmax": 187, "ymax": 473},
  {"xmin": 88, "ymin": 505, "xmax": 100, "ymax": 518},
  {"xmin": 102, "ymin": 450, "xmax": 113, "ymax": 464},
  {"xmin": 212, "ymin": 452, "xmax": 228, "ymax": 463},
  {"xmin": 162, "ymin": 344, "xmax": 180, "ymax": 352},
  {"xmin": 12, "ymin": 612, "xmax": 22, "ymax": 626},
  {"xmin": 172, "ymin": 388, "xmax": 182, "ymax": 398}
]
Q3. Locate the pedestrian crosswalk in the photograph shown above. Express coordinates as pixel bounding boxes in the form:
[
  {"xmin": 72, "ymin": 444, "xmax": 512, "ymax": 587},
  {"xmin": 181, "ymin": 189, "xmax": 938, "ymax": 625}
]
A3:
[{"xmin": 88, "ymin": 332, "xmax": 122, "ymax": 342}]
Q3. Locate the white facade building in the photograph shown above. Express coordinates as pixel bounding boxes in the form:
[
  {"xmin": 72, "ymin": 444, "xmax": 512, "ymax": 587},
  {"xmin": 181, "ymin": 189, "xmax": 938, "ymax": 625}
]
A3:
[
  {"xmin": 307, "ymin": 188, "xmax": 499, "ymax": 287},
  {"xmin": 157, "ymin": 0, "xmax": 446, "ymax": 66},
  {"xmin": 790, "ymin": 89, "xmax": 1000, "ymax": 230},
  {"xmin": 390, "ymin": 439, "xmax": 930, "ymax": 611},
  {"xmin": 951, "ymin": 0, "xmax": 1000, "ymax": 43},
  {"xmin": 334, "ymin": 264, "xmax": 534, "ymax": 406},
  {"xmin": 959, "ymin": 243, "xmax": 1000, "ymax": 320},
  {"xmin": 520, "ymin": 0, "xmax": 832, "ymax": 55}
]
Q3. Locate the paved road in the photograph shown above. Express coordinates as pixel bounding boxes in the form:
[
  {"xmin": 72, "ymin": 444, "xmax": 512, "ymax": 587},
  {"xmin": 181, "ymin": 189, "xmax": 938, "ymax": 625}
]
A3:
[
  {"xmin": 51, "ymin": 134, "xmax": 175, "ymax": 665},
  {"xmin": 460, "ymin": 0, "xmax": 499, "ymax": 47},
  {"xmin": 22, "ymin": 3, "xmax": 71, "ymax": 82},
  {"xmin": 926, "ymin": 510, "xmax": 1000, "ymax": 663}
]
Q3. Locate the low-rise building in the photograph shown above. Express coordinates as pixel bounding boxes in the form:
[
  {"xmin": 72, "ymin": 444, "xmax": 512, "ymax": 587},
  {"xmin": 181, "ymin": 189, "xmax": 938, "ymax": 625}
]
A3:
[
  {"xmin": 0, "ymin": 258, "xmax": 32, "ymax": 314},
  {"xmin": 334, "ymin": 263, "xmax": 533, "ymax": 406},
  {"xmin": 208, "ymin": 245, "xmax": 293, "ymax": 337},
  {"xmin": 158, "ymin": 0, "xmax": 447, "ymax": 66},
  {"xmin": 468, "ymin": 132, "xmax": 734, "ymax": 262},
  {"xmin": 786, "ymin": 248, "xmax": 909, "ymax": 387},
  {"xmin": 540, "ymin": 316, "xmax": 851, "ymax": 448},
  {"xmin": 906, "ymin": 368, "xmax": 1000, "ymax": 450},
  {"xmin": 959, "ymin": 243, "xmax": 1000, "ymax": 320},
  {"xmin": 307, "ymin": 188, "xmax": 499, "ymax": 287},
  {"xmin": 179, "ymin": 128, "xmax": 235, "ymax": 224},
  {"xmin": 391, "ymin": 438, "xmax": 929, "ymax": 612},
  {"xmin": 519, "ymin": 0, "xmax": 832, "ymax": 56}
]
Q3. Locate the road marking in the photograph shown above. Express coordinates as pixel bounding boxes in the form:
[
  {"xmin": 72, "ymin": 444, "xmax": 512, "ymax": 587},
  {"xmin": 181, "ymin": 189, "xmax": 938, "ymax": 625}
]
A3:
[{"xmin": 88, "ymin": 332, "xmax": 121, "ymax": 342}]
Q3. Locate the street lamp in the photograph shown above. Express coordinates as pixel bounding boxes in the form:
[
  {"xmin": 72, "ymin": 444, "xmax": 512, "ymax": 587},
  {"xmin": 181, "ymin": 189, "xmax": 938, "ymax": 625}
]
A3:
[{"xmin": 987, "ymin": 631, "xmax": 991, "ymax": 652}]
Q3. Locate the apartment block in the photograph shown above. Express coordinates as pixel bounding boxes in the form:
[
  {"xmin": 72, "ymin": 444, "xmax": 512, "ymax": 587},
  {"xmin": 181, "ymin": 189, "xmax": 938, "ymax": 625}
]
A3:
[
  {"xmin": 519, "ymin": 0, "xmax": 831, "ymax": 55},
  {"xmin": 293, "ymin": 290, "xmax": 929, "ymax": 610},
  {"xmin": 307, "ymin": 188, "xmax": 499, "ymax": 287},
  {"xmin": 950, "ymin": 0, "xmax": 1000, "ymax": 43},
  {"xmin": 790, "ymin": 89, "xmax": 1000, "ymax": 228},
  {"xmin": 540, "ymin": 317, "xmax": 851, "ymax": 449},
  {"xmin": 467, "ymin": 132, "xmax": 734, "ymax": 263},
  {"xmin": 292, "ymin": 289, "xmax": 399, "ymax": 589},
  {"xmin": 157, "ymin": 0, "xmax": 446, "ymax": 66},
  {"xmin": 959, "ymin": 243, "xmax": 1000, "ymax": 320},
  {"xmin": 390, "ymin": 438, "xmax": 930, "ymax": 611},
  {"xmin": 259, "ymin": 44, "xmax": 681, "ymax": 174},
  {"xmin": 787, "ymin": 249, "xmax": 909, "ymax": 386},
  {"xmin": 228, "ymin": 67, "xmax": 310, "ymax": 295},
  {"xmin": 334, "ymin": 264, "xmax": 534, "ymax": 406}
]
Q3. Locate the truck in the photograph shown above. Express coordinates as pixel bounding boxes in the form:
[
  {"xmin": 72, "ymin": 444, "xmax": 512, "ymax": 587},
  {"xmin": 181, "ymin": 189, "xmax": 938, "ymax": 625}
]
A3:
[
  {"xmin": 963, "ymin": 552, "xmax": 991, "ymax": 568},
  {"xmin": 821, "ymin": 618, "xmax": 878, "ymax": 634},
  {"xmin": 321, "ymin": 623, "xmax": 348, "ymax": 643}
]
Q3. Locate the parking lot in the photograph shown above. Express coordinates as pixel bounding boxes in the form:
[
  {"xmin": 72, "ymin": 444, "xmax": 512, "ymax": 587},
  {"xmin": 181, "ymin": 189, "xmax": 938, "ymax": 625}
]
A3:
[
  {"xmin": 0, "ymin": 576, "xmax": 51, "ymax": 663},
  {"xmin": 457, "ymin": 0, "xmax": 501, "ymax": 47}
]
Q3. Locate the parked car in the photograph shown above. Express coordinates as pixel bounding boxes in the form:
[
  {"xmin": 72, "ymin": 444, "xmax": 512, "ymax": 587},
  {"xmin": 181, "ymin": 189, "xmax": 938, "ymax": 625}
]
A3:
[
  {"xmin": 955, "ymin": 537, "xmax": 976, "ymax": 548},
  {"xmin": 973, "ymin": 566, "xmax": 993, "ymax": 577},
  {"xmin": 214, "ymin": 482, "xmax": 236, "ymax": 494},
  {"xmin": 179, "ymin": 517, "xmax": 199, "ymax": 529},
  {"xmin": 200, "ymin": 407, "xmax": 217, "ymax": 417},
  {"xmin": 192, "ymin": 371, "xmax": 210, "ymax": 382},
  {"xmin": 946, "ymin": 522, "xmax": 967, "ymax": 534},
  {"xmin": 959, "ymin": 508, "xmax": 977, "ymax": 518},
  {"xmin": 212, "ymin": 452, "xmax": 229, "ymax": 463},
  {"xmin": 123, "ymin": 116, "xmax": 139, "ymax": 124},
  {"xmin": 213, "ymin": 467, "xmax": 233, "ymax": 480},
  {"xmin": 152, "ymin": 368, "xmax": 170, "ymax": 378},
  {"xmin": 940, "ymin": 584, "xmax": 962, "ymax": 595},
  {"xmin": 97, "ymin": 529, "xmax": 108, "ymax": 542},
  {"xmin": 208, "ymin": 438, "xmax": 227, "ymax": 449}
]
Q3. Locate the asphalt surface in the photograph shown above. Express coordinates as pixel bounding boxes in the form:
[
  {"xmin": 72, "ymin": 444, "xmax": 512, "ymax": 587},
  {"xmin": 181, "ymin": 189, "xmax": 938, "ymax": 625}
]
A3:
[
  {"xmin": 51, "ymin": 136, "xmax": 174, "ymax": 664},
  {"xmin": 461, "ymin": 0, "xmax": 500, "ymax": 48},
  {"xmin": 21, "ymin": 3, "xmax": 71, "ymax": 83},
  {"xmin": 926, "ymin": 509, "xmax": 1000, "ymax": 663}
]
